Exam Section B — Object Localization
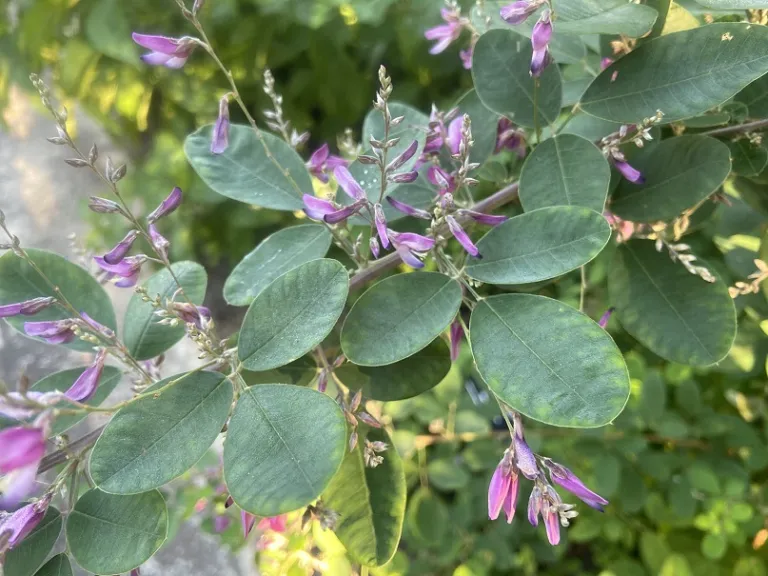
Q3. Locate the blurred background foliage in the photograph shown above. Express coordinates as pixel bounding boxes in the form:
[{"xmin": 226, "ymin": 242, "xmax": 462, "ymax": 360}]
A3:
[{"xmin": 4, "ymin": 0, "xmax": 768, "ymax": 575}]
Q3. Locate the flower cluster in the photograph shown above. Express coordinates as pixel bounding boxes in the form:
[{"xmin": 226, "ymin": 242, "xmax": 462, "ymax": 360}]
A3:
[
  {"xmin": 424, "ymin": 2, "xmax": 476, "ymax": 69},
  {"xmin": 599, "ymin": 111, "xmax": 664, "ymax": 184},
  {"xmin": 488, "ymin": 414, "xmax": 608, "ymax": 545}
]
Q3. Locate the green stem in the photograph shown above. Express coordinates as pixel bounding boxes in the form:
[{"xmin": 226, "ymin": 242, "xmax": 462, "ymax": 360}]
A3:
[
  {"xmin": 533, "ymin": 79, "xmax": 542, "ymax": 145},
  {"xmin": 579, "ymin": 265, "xmax": 587, "ymax": 312}
]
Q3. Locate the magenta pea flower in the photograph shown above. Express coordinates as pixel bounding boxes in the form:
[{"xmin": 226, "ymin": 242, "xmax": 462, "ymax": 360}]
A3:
[
  {"xmin": 500, "ymin": 0, "xmax": 541, "ymax": 24},
  {"xmin": 0, "ymin": 297, "xmax": 55, "ymax": 319},
  {"xmin": 530, "ymin": 10, "xmax": 553, "ymax": 77},
  {"xmin": 148, "ymin": 223, "xmax": 170, "ymax": 260},
  {"xmin": 211, "ymin": 95, "xmax": 230, "ymax": 155},
  {"xmin": 23, "ymin": 319, "xmax": 77, "ymax": 345},
  {"xmin": 172, "ymin": 302, "xmax": 211, "ymax": 330},
  {"xmin": 258, "ymin": 515, "xmax": 287, "ymax": 532},
  {"xmin": 374, "ymin": 204, "xmax": 390, "ymax": 249},
  {"xmin": 457, "ymin": 209, "xmax": 508, "ymax": 227},
  {"xmin": 102, "ymin": 230, "xmax": 139, "ymax": 265},
  {"xmin": 460, "ymin": 47, "xmax": 473, "ymax": 69},
  {"xmin": 369, "ymin": 237, "xmax": 380, "ymax": 259},
  {"xmin": 424, "ymin": 8, "xmax": 463, "ymax": 55},
  {"xmin": 334, "ymin": 166, "xmax": 366, "ymax": 202},
  {"xmin": 445, "ymin": 117, "xmax": 463, "ymax": 156},
  {"xmin": 213, "ymin": 515, "xmax": 230, "ymax": 533},
  {"xmin": 427, "ymin": 165, "xmax": 456, "ymax": 194},
  {"xmin": 88, "ymin": 196, "xmax": 123, "ymax": 214},
  {"xmin": 513, "ymin": 432, "xmax": 539, "ymax": 480},
  {"xmin": 446, "ymin": 215, "xmax": 480, "ymax": 258},
  {"xmin": 0, "ymin": 497, "xmax": 51, "ymax": 552},
  {"xmin": 64, "ymin": 348, "xmax": 107, "ymax": 403},
  {"xmin": 132, "ymin": 33, "xmax": 196, "ymax": 69},
  {"xmin": 94, "ymin": 255, "xmax": 147, "ymax": 288},
  {"xmin": 601, "ymin": 57, "xmax": 614, "ymax": 70},
  {"xmin": 241, "ymin": 510, "xmax": 257, "ymax": 538},
  {"xmin": 388, "ymin": 230, "xmax": 435, "ymax": 269},
  {"xmin": 547, "ymin": 461, "xmax": 609, "ymax": 511},
  {"xmin": 598, "ymin": 307, "xmax": 615, "ymax": 329},
  {"xmin": 495, "ymin": 118, "xmax": 527, "ymax": 156},
  {"xmin": 306, "ymin": 144, "xmax": 348, "ymax": 183},
  {"xmin": 80, "ymin": 311, "xmax": 115, "ymax": 339},
  {"xmin": 449, "ymin": 319, "xmax": 464, "ymax": 362},
  {"xmin": 386, "ymin": 196, "xmax": 431, "ymax": 220},
  {"xmin": 147, "ymin": 187, "xmax": 183, "ymax": 223},
  {"xmin": 488, "ymin": 451, "xmax": 519, "ymax": 523},
  {"xmin": 302, "ymin": 195, "xmax": 364, "ymax": 224},
  {"xmin": 612, "ymin": 157, "xmax": 645, "ymax": 184},
  {"xmin": 541, "ymin": 499, "xmax": 561, "ymax": 545},
  {"xmin": 0, "ymin": 416, "xmax": 50, "ymax": 509}
]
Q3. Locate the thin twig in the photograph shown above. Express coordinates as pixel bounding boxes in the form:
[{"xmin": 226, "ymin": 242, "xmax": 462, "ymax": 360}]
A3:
[{"xmin": 702, "ymin": 118, "xmax": 768, "ymax": 137}]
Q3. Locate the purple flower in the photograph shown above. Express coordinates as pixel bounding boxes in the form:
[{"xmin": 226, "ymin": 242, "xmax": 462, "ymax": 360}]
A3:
[
  {"xmin": 541, "ymin": 500, "xmax": 560, "ymax": 545},
  {"xmin": 495, "ymin": 118, "xmax": 527, "ymax": 156},
  {"xmin": 334, "ymin": 166, "xmax": 366, "ymax": 201},
  {"xmin": 424, "ymin": 8, "xmax": 463, "ymax": 55},
  {"xmin": 307, "ymin": 144, "xmax": 348, "ymax": 183},
  {"xmin": 148, "ymin": 223, "xmax": 170, "ymax": 260},
  {"xmin": 0, "ymin": 418, "xmax": 49, "ymax": 509},
  {"xmin": 211, "ymin": 96, "xmax": 230, "ymax": 155},
  {"xmin": 460, "ymin": 47, "xmax": 473, "ymax": 70},
  {"xmin": 548, "ymin": 462, "xmax": 609, "ymax": 511},
  {"xmin": 389, "ymin": 171, "xmax": 419, "ymax": 184},
  {"xmin": 500, "ymin": 0, "xmax": 540, "ymax": 25},
  {"xmin": 102, "ymin": 230, "xmax": 139, "ymax": 265},
  {"xmin": 527, "ymin": 484, "xmax": 542, "ymax": 526},
  {"xmin": 0, "ymin": 498, "xmax": 50, "ymax": 552},
  {"xmin": 445, "ymin": 117, "xmax": 463, "ymax": 156},
  {"xmin": 450, "ymin": 320, "xmax": 464, "ymax": 362},
  {"xmin": 213, "ymin": 515, "xmax": 231, "ymax": 533},
  {"xmin": 446, "ymin": 215, "xmax": 480, "ymax": 257},
  {"xmin": 94, "ymin": 255, "xmax": 147, "ymax": 288},
  {"xmin": 426, "ymin": 165, "xmax": 455, "ymax": 194},
  {"xmin": 325, "ymin": 201, "xmax": 366, "ymax": 224},
  {"xmin": 64, "ymin": 349, "xmax": 107, "ymax": 403},
  {"xmin": 601, "ymin": 57, "xmax": 614, "ymax": 70},
  {"xmin": 0, "ymin": 297, "xmax": 55, "ymax": 319},
  {"xmin": 374, "ymin": 204, "xmax": 390, "ymax": 249},
  {"xmin": 172, "ymin": 302, "xmax": 212, "ymax": 330},
  {"xmin": 23, "ymin": 319, "xmax": 76, "ymax": 345},
  {"xmin": 388, "ymin": 230, "xmax": 435, "ymax": 269},
  {"xmin": 613, "ymin": 159, "xmax": 645, "ymax": 184},
  {"xmin": 386, "ymin": 197, "xmax": 431, "ymax": 220},
  {"xmin": 303, "ymin": 195, "xmax": 337, "ymax": 221},
  {"xmin": 80, "ymin": 311, "xmax": 115, "ymax": 339},
  {"xmin": 513, "ymin": 433, "xmax": 539, "ymax": 480},
  {"xmin": 388, "ymin": 140, "xmax": 419, "ymax": 172},
  {"xmin": 88, "ymin": 196, "xmax": 123, "ymax": 214},
  {"xmin": 258, "ymin": 515, "xmax": 287, "ymax": 532},
  {"xmin": 488, "ymin": 450, "xmax": 520, "ymax": 524},
  {"xmin": 241, "ymin": 510, "xmax": 256, "ymax": 538},
  {"xmin": 530, "ymin": 10, "xmax": 552, "ymax": 77},
  {"xmin": 147, "ymin": 187, "xmax": 183, "ymax": 223},
  {"xmin": 132, "ymin": 33, "xmax": 196, "ymax": 69},
  {"xmin": 503, "ymin": 474, "xmax": 519, "ymax": 523},
  {"xmin": 598, "ymin": 307, "xmax": 615, "ymax": 329},
  {"xmin": 457, "ymin": 209, "xmax": 508, "ymax": 226}
]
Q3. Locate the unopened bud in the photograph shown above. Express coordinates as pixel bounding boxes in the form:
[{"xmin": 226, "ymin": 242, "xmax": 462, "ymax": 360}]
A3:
[
  {"xmin": 65, "ymin": 158, "xmax": 90, "ymax": 168},
  {"xmin": 88, "ymin": 144, "xmax": 98, "ymax": 164},
  {"xmin": 110, "ymin": 164, "xmax": 127, "ymax": 183},
  {"xmin": 88, "ymin": 196, "xmax": 123, "ymax": 214},
  {"xmin": 357, "ymin": 155, "xmax": 379, "ymax": 165}
]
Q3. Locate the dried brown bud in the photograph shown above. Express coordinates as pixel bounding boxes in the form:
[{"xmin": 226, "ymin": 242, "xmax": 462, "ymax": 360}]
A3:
[{"xmin": 350, "ymin": 389, "xmax": 362, "ymax": 412}]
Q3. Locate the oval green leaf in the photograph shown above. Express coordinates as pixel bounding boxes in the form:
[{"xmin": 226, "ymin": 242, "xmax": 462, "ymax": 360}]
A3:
[
  {"xmin": 224, "ymin": 224, "xmax": 332, "ymax": 307},
  {"xmin": 89, "ymin": 371, "xmax": 232, "ymax": 494},
  {"xmin": 33, "ymin": 366, "xmax": 122, "ymax": 436},
  {"xmin": 335, "ymin": 338, "xmax": 451, "ymax": 401},
  {"xmin": 238, "ymin": 259, "xmax": 348, "ymax": 371},
  {"xmin": 341, "ymin": 273, "xmax": 462, "ymax": 366},
  {"xmin": 323, "ymin": 429, "xmax": 406, "ymax": 567},
  {"xmin": 581, "ymin": 23, "xmax": 768, "ymax": 123},
  {"xmin": 469, "ymin": 294, "xmax": 630, "ymax": 427},
  {"xmin": 184, "ymin": 124, "xmax": 310, "ymax": 210},
  {"xmin": 455, "ymin": 89, "xmax": 500, "ymax": 166},
  {"xmin": 0, "ymin": 249, "xmax": 116, "ymax": 352},
  {"xmin": 610, "ymin": 136, "xmax": 731, "ymax": 222},
  {"xmin": 552, "ymin": 0, "xmax": 658, "ymax": 37},
  {"xmin": 519, "ymin": 134, "xmax": 611, "ymax": 213},
  {"xmin": 66, "ymin": 489, "xmax": 167, "ymax": 574},
  {"xmin": 123, "ymin": 261, "xmax": 207, "ymax": 361},
  {"xmin": 33, "ymin": 554, "xmax": 73, "ymax": 576},
  {"xmin": 729, "ymin": 139, "xmax": 768, "ymax": 177},
  {"xmin": 224, "ymin": 384, "xmax": 347, "ymax": 516},
  {"xmin": 735, "ymin": 75, "xmax": 768, "ymax": 117},
  {"xmin": 608, "ymin": 240, "xmax": 736, "ymax": 366},
  {"xmin": 3, "ymin": 507, "xmax": 61, "ymax": 576},
  {"xmin": 472, "ymin": 29, "xmax": 563, "ymax": 129},
  {"xmin": 466, "ymin": 206, "xmax": 611, "ymax": 285}
]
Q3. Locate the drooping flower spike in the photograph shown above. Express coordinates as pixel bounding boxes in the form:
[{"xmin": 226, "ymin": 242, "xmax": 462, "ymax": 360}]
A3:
[
  {"xmin": 211, "ymin": 95, "xmax": 230, "ymax": 155},
  {"xmin": 0, "ymin": 297, "xmax": 55, "ymax": 319},
  {"xmin": 147, "ymin": 187, "xmax": 183, "ymax": 223},
  {"xmin": 94, "ymin": 255, "xmax": 148, "ymax": 288},
  {"xmin": 132, "ymin": 33, "xmax": 197, "ymax": 69},
  {"xmin": 23, "ymin": 319, "xmax": 77, "ymax": 345},
  {"xmin": 424, "ymin": 8, "xmax": 463, "ymax": 55}
]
